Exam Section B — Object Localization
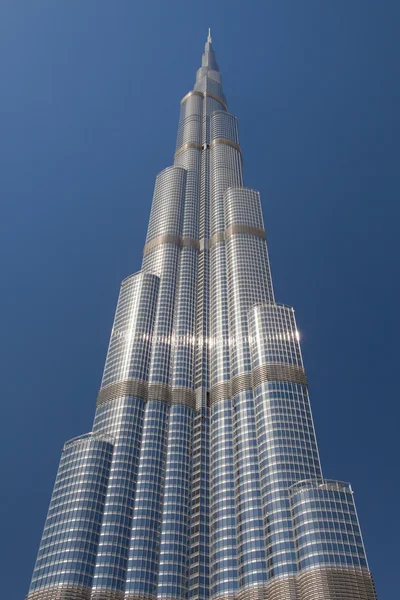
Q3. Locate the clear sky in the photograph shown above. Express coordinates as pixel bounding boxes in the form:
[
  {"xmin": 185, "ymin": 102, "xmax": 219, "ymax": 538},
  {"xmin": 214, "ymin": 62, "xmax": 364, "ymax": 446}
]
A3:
[{"xmin": 1, "ymin": 1, "xmax": 399, "ymax": 598}]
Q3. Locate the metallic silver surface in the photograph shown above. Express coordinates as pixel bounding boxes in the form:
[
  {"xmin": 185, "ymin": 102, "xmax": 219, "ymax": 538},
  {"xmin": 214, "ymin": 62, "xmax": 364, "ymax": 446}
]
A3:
[
  {"xmin": 96, "ymin": 378, "xmax": 148, "ymax": 405},
  {"xmin": 27, "ymin": 587, "xmax": 92, "ymax": 600},
  {"xmin": 28, "ymin": 33, "xmax": 377, "ymax": 600},
  {"xmin": 252, "ymin": 363, "xmax": 308, "ymax": 387},
  {"xmin": 298, "ymin": 567, "xmax": 377, "ymax": 600}
]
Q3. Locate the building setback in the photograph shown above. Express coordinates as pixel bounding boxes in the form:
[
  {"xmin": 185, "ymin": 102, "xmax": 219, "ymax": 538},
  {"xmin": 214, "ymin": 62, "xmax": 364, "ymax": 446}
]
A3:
[{"xmin": 28, "ymin": 32, "xmax": 377, "ymax": 600}]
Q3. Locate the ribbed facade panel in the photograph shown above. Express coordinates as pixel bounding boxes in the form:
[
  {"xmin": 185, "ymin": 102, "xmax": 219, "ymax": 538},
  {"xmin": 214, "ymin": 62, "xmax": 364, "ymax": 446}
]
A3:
[
  {"xmin": 210, "ymin": 112, "xmax": 243, "ymax": 402},
  {"xmin": 145, "ymin": 166, "xmax": 186, "ymax": 244},
  {"xmin": 222, "ymin": 189, "xmax": 273, "ymax": 595},
  {"xmin": 157, "ymin": 404, "xmax": 193, "ymax": 600},
  {"xmin": 124, "ymin": 400, "xmax": 169, "ymax": 599},
  {"xmin": 91, "ymin": 397, "xmax": 146, "ymax": 597},
  {"xmin": 210, "ymin": 400, "xmax": 238, "ymax": 599},
  {"xmin": 177, "ymin": 115, "xmax": 203, "ymax": 150},
  {"xmin": 28, "ymin": 435, "xmax": 114, "ymax": 600},
  {"xmin": 209, "ymin": 109, "xmax": 242, "ymax": 600},
  {"xmin": 189, "ymin": 409, "xmax": 210, "ymax": 600},
  {"xmin": 233, "ymin": 389, "xmax": 268, "ymax": 589},
  {"xmin": 248, "ymin": 304, "xmax": 321, "ymax": 583},
  {"xmin": 93, "ymin": 273, "xmax": 160, "ymax": 597},
  {"xmin": 100, "ymin": 272, "xmax": 160, "ymax": 389},
  {"xmin": 290, "ymin": 480, "xmax": 369, "ymax": 572},
  {"xmin": 170, "ymin": 245, "xmax": 198, "ymax": 395},
  {"xmin": 28, "ymin": 33, "xmax": 377, "ymax": 600},
  {"xmin": 171, "ymin": 123, "xmax": 200, "ymax": 401}
]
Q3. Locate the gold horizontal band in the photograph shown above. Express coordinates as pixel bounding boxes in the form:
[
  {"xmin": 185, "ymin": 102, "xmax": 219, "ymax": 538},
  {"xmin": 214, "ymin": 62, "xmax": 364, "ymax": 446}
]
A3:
[
  {"xmin": 27, "ymin": 585, "xmax": 91, "ymax": 600},
  {"xmin": 225, "ymin": 224, "xmax": 266, "ymax": 239},
  {"xmin": 144, "ymin": 233, "xmax": 180, "ymax": 253},
  {"xmin": 205, "ymin": 92, "xmax": 228, "ymax": 111},
  {"xmin": 174, "ymin": 141, "xmax": 202, "ymax": 159},
  {"xmin": 180, "ymin": 90, "xmax": 228, "ymax": 111},
  {"xmin": 265, "ymin": 577, "xmax": 299, "ymax": 600},
  {"xmin": 298, "ymin": 566, "xmax": 377, "ymax": 600},
  {"xmin": 211, "ymin": 138, "xmax": 241, "ymax": 152},
  {"xmin": 209, "ymin": 231, "xmax": 225, "ymax": 247},
  {"xmin": 234, "ymin": 567, "xmax": 377, "ymax": 600},
  {"xmin": 209, "ymin": 225, "xmax": 266, "ymax": 249},
  {"xmin": 210, "ymin": 373, "xmax": 253, "ymax": 406},
  {"xmin": 199, "ymin": 237, "xmax": 209, "ymax": 251},
  {"xmin": 180, "ymin": 90, "xmax": 203, "ymax": 104},
  {"xmin": 211, "ymin": 594, "xmax": 238, "ymax": 600},
  {"xmin": 97, "ymin": 378, "xmax": 196, "ymax": 409},
  {"xmin": 231, "ymin": 372, "xmax": 253, "ymax": 396},
  {"xmin": 143, "ymin": 234, "xmax": 199, "ymax": 255},
  {"xmin": 253, "ymin": 363, "xmax": 307, "ymax": 388},
  {"xmin": 210, "ymin": 364, "xmax": 307, "ymax": 407},
  {"xmin": 91, "ymin": 591, "xmax": 125, "ymax": 600},
  {"xmin": 210, "ymin": 381, "xmax": 231, "ymax": 406},
  {"xmin": 97, "ymin": 378, "xmax": 148, "ymax": 405},
  {"xmin": 237, "ymin": 580, "xmax": 300, "ymax": 600},
  {"xmin": 175, "ymin": 135, "xmax": 240, "ymax": 159},
  {"xmin": 171, "ymin": 387, "xmax": 196, "ymax": 410},
  {"xmin": 147, "ymin": 382, "xmax": 170, "ymax": 403},
  {"xmin": 181, "ymin": 237, "xmax": 200, "ymax": 248},
  {"xmin": 124, "ymin": 594, "xmax": 158, "ymax": 600},
  {"xmin": 237, "ymin": 583, "xmax": 268, "ymax": 600}
]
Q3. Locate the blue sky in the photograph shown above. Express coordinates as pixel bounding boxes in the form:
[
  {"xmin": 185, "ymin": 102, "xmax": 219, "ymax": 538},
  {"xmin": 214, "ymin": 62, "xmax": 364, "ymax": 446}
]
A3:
[{"xmin": 1, "ymin": 1, "xmax": 399, "ymax": 598}]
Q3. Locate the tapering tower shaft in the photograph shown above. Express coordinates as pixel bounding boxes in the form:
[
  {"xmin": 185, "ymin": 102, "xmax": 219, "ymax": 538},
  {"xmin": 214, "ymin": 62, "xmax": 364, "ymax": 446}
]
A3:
[{"xmin": 27, "ymin": 33, "xmax": 377, "ymax": 600}]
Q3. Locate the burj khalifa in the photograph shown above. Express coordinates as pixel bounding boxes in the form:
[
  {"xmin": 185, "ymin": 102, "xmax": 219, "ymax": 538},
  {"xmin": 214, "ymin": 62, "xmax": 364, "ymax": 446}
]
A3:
[{"xmin": 28, "ymin": 32, "xmax": 377, "ymax": 600}]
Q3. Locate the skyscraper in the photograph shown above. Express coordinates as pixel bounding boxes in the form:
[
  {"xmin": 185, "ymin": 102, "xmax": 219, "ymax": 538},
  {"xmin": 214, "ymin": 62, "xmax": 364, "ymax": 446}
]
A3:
[{"xmin": 27, "ymin": 31, "xmax": 377, "ymax": 600}]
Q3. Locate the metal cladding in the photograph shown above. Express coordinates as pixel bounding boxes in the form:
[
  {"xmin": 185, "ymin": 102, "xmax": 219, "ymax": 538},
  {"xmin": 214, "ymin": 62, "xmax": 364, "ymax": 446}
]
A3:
[{"xmin": 28, "ymin": 33, "xmax": 377, "ymax": 600}]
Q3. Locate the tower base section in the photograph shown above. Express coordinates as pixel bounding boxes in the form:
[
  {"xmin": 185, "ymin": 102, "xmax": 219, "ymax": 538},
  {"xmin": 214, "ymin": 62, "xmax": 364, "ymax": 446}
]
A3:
[
  {"xmin": 236, "ymin": 580, "xmax": 300, "ymax": 600},
  {"xmin": 266, "ymin": 577, "xmax": 299, "ymax": 600},
  {"xmin": 298, "ymin": 567, "xmax": 377, "ymax": 600},
  {"xmin": 91, "ymin": 590, "xmax": 125, "ymax": 600},
  {"xmin": 27, "ymin": 585, "xmax": 91, "ymax": 600}
]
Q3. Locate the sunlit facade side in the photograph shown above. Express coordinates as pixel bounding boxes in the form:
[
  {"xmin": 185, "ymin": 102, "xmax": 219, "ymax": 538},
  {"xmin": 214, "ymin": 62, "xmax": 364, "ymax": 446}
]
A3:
[{"xmin": 28, "ymin": 32, "xmax": 377, "ymax": 600}]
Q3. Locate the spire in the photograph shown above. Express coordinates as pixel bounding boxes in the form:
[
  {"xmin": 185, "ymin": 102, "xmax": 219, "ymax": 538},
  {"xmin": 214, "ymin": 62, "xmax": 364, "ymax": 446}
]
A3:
[
  {"xmin": 194, "ymin": 28, "xmax": 226, "ymax": 106},
  {"xmin": 199, "ymin": 28, "xmax": 218, "ymax": 73}
]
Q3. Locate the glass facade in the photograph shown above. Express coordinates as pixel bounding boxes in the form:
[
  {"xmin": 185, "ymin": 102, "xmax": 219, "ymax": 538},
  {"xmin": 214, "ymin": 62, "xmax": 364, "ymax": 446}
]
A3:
[{"xmin": 28, "ymin": 32, "xmax": 377, "ymax": 600}]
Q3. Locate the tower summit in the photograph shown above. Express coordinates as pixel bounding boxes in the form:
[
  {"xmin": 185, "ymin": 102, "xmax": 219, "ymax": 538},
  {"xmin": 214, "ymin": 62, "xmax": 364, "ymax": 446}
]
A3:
[{"xmin": 27, "ymin": 33, "xmax": 377, "ymax": 600}]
